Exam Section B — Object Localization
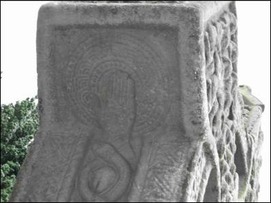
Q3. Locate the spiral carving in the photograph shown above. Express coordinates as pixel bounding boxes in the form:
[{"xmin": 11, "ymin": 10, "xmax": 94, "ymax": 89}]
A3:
[
  {"xmin": 64, "ymin": 28, "xmax": 176, "ymax": 202},
  {"xmin": 76, "ymin": 142, "xmax": 131, "ymax": 202},
  {"xmin": 65, "ymin": 28, "xmax": 172, "ymax": 135}
]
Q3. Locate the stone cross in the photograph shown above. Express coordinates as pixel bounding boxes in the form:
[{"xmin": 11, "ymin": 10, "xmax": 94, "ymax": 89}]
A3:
[{"xmin": 10, "ymin": 1, "xmax": 264, "ymax": 202}]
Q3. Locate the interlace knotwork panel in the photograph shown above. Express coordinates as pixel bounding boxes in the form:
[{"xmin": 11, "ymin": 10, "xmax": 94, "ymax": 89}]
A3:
[{"xmin": 204, "ymin": 8, "xmax": 239, "ymax": 202}]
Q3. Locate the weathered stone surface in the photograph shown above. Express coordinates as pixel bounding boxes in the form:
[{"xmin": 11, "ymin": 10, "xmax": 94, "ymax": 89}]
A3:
[{"xmin": 10, "ymin": 1, "xmax": 264, "ymax": 202}]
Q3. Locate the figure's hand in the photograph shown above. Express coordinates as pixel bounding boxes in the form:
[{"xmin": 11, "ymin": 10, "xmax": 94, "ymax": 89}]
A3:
[{"xmin": 98, "ymin": 70, "xmax": 136, "ymax": 140}]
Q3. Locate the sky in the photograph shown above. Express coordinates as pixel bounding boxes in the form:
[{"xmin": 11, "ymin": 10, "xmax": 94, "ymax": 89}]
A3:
[{"xmin": 1, "ymin": 1, "xmax": 270, "ymax": 202}]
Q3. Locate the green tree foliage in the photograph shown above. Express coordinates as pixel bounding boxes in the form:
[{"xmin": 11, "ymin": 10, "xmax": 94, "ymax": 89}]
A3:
[{"xmin": 1, "ymin": 97, "xmax": 39, "ymax": 202}]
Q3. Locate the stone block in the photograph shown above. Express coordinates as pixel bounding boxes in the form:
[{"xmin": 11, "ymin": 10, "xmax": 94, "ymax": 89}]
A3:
[{"xmin": 10, "ymin": 1, "xmax": 264, "ymax": 202}]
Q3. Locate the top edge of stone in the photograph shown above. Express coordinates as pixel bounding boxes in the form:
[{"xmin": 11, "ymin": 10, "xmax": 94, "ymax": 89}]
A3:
[
  {"xmin": 39, "ymin": 1, "xmax": 233, "ymax": 13},
  {"xmin": 40, "ymin": 1, "xmax": 233, "ymax": 13},
  {"xmin": 38, "ymin": 1, "xmax": 233, "ymax": 26},
  {"xmin": 44, "ymin": 1, "xmax": 231, "ymax": 7}
]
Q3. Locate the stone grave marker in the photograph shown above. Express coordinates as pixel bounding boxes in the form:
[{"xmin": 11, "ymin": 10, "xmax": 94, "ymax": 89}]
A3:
[{"xmin": 10, "ymin": 1, "xmax": 264, "ymax": 202}]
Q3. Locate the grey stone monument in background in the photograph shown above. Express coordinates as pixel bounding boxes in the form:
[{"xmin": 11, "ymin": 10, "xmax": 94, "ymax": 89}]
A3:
[{"xmin": 10, "ymin": 1, "xmax": 264, "ymax": 202}]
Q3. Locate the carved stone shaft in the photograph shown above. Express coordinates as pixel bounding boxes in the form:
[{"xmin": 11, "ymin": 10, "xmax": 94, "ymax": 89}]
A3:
[{"xmin": 10, "ymin": 1, "xmax": 264, "ymax": 202}]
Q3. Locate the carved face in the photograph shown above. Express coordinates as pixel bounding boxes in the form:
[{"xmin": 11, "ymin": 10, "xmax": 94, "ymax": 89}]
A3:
[
  {"xmin": 62, "ymin": 26, "xmax": 222, "ymax": 202},
  {"xmin": 63, "ymin": 27, "xmax": 180, "ymax": 202}
]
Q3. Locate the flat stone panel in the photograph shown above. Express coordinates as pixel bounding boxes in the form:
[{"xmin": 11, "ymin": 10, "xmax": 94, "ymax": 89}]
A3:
[{"xmin": 51, "ymin": 26, "xmax": 179, "ymax": 130}]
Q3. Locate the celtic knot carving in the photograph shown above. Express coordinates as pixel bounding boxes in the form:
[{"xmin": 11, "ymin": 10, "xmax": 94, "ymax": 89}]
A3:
[{"xmin": 204, "ymin": 8, "xmax": 239, "ymax": 202}]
